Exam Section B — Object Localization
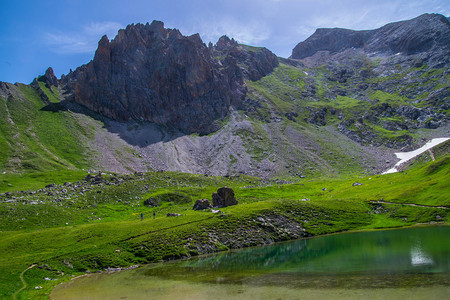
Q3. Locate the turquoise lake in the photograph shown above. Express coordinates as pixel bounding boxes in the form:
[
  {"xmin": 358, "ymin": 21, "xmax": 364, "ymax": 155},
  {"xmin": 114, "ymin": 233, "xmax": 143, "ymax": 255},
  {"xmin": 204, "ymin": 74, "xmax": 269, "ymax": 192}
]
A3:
[{"xmin": 51, "ymin": 225, "xmax": 449, "ymax": 299}]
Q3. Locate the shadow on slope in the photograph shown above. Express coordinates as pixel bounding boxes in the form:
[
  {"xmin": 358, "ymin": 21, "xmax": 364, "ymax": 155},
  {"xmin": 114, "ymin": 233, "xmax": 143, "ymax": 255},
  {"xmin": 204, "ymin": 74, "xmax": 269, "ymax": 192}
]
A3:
[{"xmin": 41, "ymin": 100, "xmax": 185, "ymax": 146}]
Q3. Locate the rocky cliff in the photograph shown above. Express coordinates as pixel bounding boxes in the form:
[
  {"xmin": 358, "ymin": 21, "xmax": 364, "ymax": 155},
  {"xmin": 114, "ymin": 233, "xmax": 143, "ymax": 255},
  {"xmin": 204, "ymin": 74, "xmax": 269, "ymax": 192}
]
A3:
[{"xmin": 60, "ymin": 21, "xmax": 278, "ymax": 134}]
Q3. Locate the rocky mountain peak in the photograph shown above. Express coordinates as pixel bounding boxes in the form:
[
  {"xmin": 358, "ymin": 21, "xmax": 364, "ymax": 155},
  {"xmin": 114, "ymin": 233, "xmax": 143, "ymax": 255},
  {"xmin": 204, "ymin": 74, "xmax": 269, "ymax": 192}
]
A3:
[
  {"xmin": 60, "ymin": 21, "xmax": 252, "ymax": 134},
  {"xmin": 291, "ymin": 13, "xmax": 449, "ymax": 66},
  {"xmin": 94, "ymin": 35, "xmax": 111, "ymax": 63},
  {"xmin": 215, "ymin": 35, "xmax": 239, "ymax": 51},
  {"xmin": 365, "ymin": 13, "xmax": 449, "ymax": 56},
  {"xmin": 291, "ymin": 27, "xmax": 369, "ymax": 59},
  {"xmin": 57, "ymin": 21, "xmax": 280, "ymax": 134},
  {"xmin": 44, "ymin": 67, "xmax": 58, "ymax": 85}
]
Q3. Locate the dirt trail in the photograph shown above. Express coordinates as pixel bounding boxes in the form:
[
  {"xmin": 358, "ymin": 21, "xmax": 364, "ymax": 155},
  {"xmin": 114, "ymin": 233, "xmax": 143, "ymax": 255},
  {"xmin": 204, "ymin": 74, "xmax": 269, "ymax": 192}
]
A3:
[
  {"xmin": 120, "ymin": 216, "xmax": 215, "ymax": 242},
  {"xmin": 370, "ymin": 200, "xmax": 448, "ymax": 209},
  {"xmin": 13, "ymin": 264, "xmax": 36, "ymax": 300}
]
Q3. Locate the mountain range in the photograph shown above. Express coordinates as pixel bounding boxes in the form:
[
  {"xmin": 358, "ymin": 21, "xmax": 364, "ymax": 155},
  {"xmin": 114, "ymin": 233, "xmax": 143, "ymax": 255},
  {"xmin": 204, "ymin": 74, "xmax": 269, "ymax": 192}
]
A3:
[{"xmin": 0, "ymin": 13, "xmax": 448, "ymax": 179}]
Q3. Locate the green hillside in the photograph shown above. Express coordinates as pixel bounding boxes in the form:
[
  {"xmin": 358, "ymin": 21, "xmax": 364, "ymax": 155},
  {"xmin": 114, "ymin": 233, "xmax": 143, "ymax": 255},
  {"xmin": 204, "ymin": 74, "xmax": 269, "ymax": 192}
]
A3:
[
  {"xmin": 245, "ymin": 61, "xmax": 448, "ymax": 148},
  {"xmin": 0, "ymin": 83, "xmax": 92, "ymax": 173},
  {"xmin": 0, "ymin": 143, "xmax": 448, "ymax": 298}
]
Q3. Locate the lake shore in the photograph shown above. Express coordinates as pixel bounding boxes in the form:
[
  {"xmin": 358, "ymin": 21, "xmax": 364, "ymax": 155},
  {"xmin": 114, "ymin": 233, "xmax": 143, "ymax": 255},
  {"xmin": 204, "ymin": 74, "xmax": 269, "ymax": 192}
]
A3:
[{"xmin": 50, "ymin": 225, "xmax": 450, "ymax": 300}]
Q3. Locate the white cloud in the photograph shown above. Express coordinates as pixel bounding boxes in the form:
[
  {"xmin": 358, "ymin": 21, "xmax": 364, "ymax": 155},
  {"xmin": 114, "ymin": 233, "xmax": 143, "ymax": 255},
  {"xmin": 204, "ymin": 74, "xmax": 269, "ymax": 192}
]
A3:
[
  {"xmin": 181, "ymin": 17, "xmax": 271, "ymax": 46},
  {"xmin": 44, "ymin": 21, "xmax": 122, "ymax": 54},
  {"xmin": 83, "ymin": 21, "xmax": 123, "ymax": 37},
  {"xmin": 45, "ymin": 33, "xmax": 92, "ymax": 54}
]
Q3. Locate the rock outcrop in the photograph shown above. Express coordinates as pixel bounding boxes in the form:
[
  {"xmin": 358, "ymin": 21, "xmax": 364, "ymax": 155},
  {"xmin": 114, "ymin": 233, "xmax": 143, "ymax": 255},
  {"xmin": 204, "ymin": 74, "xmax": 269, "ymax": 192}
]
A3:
[
  {"xmin": 212, "ymin": 187, "xmax": 238, "ymax": 208},
  {"xmin": 41, "ymin": 67, "xmax": 59, "ymax": 88},
  {"xmin": 29, "ymin": 67, "xmax": 60, "ymax": 105},
  {"xmin": 60, "ymin": 22, "xmax": 278, "ymax": 134},
  {"xmin": 144, "ymin": 197, "xmax": 159, "ymax": 207},
  {"xmin": 212, "ymin": 36, "xmax": 279, "ymax": 81}
]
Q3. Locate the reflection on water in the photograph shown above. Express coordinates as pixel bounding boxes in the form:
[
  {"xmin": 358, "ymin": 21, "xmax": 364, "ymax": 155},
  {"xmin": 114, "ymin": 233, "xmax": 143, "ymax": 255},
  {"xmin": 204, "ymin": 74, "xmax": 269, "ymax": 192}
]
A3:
[
  {"xmin": 51, "ymin": 226, "xmax": 450, "ymax": 299},
  {"xmin": 169, "ymin": 225, "xmax": 449, "ymax": 277},
  {"xmin": 411, "ymin": 242, "xmax": 434, "ymax": 266}
]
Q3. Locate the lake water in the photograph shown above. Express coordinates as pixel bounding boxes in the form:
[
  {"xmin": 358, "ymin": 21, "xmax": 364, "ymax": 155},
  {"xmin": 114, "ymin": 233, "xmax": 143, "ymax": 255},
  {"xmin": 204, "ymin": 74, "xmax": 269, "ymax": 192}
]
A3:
[{"xmin": 51, "ymin": 225, "xmax": 449, "ymax": 299}]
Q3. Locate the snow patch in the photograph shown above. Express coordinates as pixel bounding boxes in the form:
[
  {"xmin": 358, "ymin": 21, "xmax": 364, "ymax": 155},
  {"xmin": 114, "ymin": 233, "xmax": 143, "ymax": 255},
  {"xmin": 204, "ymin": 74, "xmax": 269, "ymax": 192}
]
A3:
[{"xmin": 383, "ymin": 137, "xmax": 449, "ymax": 174}]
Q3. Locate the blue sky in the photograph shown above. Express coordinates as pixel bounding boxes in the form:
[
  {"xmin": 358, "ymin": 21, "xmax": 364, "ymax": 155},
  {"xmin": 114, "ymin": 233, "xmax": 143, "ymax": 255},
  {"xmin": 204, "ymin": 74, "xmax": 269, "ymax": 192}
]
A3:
[{"xmin": 1, "ymin": 0, "xmax": 448, "ymax": 84}]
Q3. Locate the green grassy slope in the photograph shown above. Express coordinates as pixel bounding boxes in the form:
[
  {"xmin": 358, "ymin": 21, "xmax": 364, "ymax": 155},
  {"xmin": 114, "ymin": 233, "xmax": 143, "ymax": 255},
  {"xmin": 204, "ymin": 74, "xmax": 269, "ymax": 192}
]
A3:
[
  {"xmin": 0, "ymin": 83, "xmax": 92, "ymax": 176},
  {"xmin": 0, "ymin": 149, "xmax": 448, "ymax": 299},
  {"xmin": 245, "ymin": 62, "xmax": 448, "ymax": 148}
]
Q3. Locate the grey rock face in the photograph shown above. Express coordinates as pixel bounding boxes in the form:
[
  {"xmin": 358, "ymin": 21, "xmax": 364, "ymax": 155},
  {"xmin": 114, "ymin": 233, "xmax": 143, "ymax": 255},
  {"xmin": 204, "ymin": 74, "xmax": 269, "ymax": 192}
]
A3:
[
  {"xmin": 291, "ymin": 28, "xmax": 369, "ymax": 60},
  {"xmin": 60, "ymin": 22, "xmax": 278, "ymax": 135},
  {"xmin": 61, "ymin": 21, "xmax": 246, "ymax": 134}
]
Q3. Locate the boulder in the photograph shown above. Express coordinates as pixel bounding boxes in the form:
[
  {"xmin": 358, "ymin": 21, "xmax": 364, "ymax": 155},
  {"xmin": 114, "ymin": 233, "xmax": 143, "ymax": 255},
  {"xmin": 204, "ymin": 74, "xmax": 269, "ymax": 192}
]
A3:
[
  {"xmin": 212, "ymin": 187, "xmax": 238, "ymax": 208},
  {"xmin": 144, "ymin": 198, "xmax": 159, "ymax": 207},
  {"xmin": 193, "ymin": 199, "xmax": 212, "ymax": 210}
]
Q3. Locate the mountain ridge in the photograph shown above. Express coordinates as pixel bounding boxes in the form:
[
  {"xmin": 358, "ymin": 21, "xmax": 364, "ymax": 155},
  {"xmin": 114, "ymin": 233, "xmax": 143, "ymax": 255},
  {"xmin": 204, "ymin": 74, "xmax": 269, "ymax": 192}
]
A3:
[
  {"xmin": 291, "ymin": 13, "xmax": 449, "ymax": 64},
  {"xmin": 0, "ymin": 14, "xmax": 448, "ymax": 179}
]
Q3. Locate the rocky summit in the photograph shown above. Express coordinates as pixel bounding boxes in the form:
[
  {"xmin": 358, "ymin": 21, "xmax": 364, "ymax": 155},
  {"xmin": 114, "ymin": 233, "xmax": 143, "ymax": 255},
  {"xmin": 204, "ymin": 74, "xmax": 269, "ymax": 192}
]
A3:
[
  {"xmin": 59, "ymin": 21, "xmax": 277, "ymax": 134},
  {"xmin": 291, "ymin": 13, "xmax": 449, "ymax": 66}
]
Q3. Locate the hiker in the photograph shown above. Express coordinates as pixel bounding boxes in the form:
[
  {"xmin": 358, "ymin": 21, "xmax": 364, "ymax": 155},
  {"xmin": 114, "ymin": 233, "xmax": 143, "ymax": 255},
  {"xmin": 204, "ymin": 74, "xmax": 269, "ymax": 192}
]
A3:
[
  {"xmin": 153, "ymin": 212, "xmax": 156, "ymax": 219},
  {"xmin": 140, "ymin": 213, "xmax": 144, "ymax": 221}
]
